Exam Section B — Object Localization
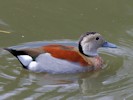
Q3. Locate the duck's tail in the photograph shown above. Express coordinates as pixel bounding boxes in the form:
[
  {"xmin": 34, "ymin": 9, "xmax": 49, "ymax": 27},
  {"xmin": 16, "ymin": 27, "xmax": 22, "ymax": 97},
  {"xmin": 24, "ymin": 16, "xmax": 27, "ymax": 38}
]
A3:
[
  {"xmin": 4, "ymin": 48, "xmax": 33, "ymax": 69},
  {"xmin": 4, "ymin": 48, "xmax": 25, "ymax": 56}
]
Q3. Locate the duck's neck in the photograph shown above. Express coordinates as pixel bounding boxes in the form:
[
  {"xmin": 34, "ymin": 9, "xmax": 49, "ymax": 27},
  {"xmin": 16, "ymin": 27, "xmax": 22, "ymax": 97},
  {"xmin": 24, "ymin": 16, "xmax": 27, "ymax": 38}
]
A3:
[
  {"xmin": 83, "ymin": 50, "xmax": 98, "ymax": 57},
  {"xmin": 89, "ymin": 56, "xmax": 103, "ymax": 70},
  {"xmin": 76, "ymin": 47, "xmax": 103, "ymax": 70}
]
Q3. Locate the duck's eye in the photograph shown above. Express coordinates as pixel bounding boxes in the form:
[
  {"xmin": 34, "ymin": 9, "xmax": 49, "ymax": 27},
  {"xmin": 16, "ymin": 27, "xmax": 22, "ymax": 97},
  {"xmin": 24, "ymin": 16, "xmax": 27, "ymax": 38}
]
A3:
[
  {"xmin": 86, "ymin": 33, "xmax": 89, "ymax": 35},
  {"xmin": 96, "ymin": 37, "xmax": 99, "ymax": 40}
]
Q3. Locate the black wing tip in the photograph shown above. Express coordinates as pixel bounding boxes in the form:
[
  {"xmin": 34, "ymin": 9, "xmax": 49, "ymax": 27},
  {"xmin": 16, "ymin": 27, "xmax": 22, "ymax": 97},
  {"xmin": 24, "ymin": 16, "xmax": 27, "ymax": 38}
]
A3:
[
  {"xmin": 4, "ymin": 48, "xmax": 29, "ymax": 69},
  {"xmin": 4, "ymin": 48, "xmax": 17, "ymax": 56},
  {"xmin": 4, "ymin": 48, "xmax": 11, "ymax": 51},
  {"xmin": 4, "ymin": 48, "xmax": 27, "ymax": 56}
]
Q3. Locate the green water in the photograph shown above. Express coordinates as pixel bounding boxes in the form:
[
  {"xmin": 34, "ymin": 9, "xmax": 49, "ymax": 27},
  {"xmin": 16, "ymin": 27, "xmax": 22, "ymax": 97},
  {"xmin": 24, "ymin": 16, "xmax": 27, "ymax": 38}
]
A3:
[{"xmin": 0, "ymin": 0, "xmax": 133, "ymax": 100}]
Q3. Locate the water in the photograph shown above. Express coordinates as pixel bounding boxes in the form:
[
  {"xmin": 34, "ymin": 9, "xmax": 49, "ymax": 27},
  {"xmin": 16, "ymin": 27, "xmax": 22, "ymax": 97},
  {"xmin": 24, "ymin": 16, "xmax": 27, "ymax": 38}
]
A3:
[{"xmin": 0, "ymin": 0, "xmax": 133, "ymax": 100}]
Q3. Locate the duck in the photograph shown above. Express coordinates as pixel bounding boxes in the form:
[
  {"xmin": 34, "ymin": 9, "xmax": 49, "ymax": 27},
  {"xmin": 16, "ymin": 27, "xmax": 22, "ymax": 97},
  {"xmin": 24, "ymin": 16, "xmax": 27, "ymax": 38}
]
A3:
[{"xmin": 4, "ymin": 32, "xmax": 117, "ymax": 74}]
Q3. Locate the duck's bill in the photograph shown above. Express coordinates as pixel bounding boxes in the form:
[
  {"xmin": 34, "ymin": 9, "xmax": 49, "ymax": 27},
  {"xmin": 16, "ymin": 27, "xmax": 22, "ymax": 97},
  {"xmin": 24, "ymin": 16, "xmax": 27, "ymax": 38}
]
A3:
[{"xmin": 102, "ymin": 42, "xmax": 117, "ymax": 48}]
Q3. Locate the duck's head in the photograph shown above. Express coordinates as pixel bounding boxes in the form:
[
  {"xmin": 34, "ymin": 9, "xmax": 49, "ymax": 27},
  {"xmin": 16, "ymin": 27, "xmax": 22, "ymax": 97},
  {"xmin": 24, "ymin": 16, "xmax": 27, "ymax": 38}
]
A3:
[{"xmin": 79, "ymin": 32, "xmax": 117, "ymax": 57}]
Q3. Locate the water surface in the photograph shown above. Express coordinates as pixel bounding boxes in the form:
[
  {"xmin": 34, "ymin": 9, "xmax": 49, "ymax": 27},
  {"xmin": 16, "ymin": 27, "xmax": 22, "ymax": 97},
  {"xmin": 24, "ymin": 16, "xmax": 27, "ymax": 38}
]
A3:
[{"xmin": 0, "ymin": 0, "xmax": 133, "ymax": 100}]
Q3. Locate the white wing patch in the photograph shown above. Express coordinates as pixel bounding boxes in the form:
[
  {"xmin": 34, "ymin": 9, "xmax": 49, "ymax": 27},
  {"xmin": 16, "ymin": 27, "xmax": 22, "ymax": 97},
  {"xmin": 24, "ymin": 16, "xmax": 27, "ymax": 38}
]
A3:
[{"xmin": 17, "ymin": 55, "xmax": 33, "ymax": 66}]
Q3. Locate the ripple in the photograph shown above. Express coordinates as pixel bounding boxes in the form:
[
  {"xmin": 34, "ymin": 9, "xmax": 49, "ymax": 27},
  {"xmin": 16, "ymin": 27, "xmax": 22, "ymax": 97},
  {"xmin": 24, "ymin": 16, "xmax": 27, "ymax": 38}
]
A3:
[
  {"xmin": 0, "ymin": 19, "xmax": 12, "ymax": 34},
  {"xmin": 126, "ymin": 28, "xmax": 133, "ymax": 37},
  {"xmin": 0, "ymin": 72, "xmax": 16, "ymax": 80},
  {"xmin": 0, "ymin": 87, "xmax": 27, "ymax": 100},
  {"xmin": 0, "ymin": 20, "xmax": 9, "ymax": 26},
  {"xmin": 9, "ymin": 40, "xmax": 77, "ymax": 49}
]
